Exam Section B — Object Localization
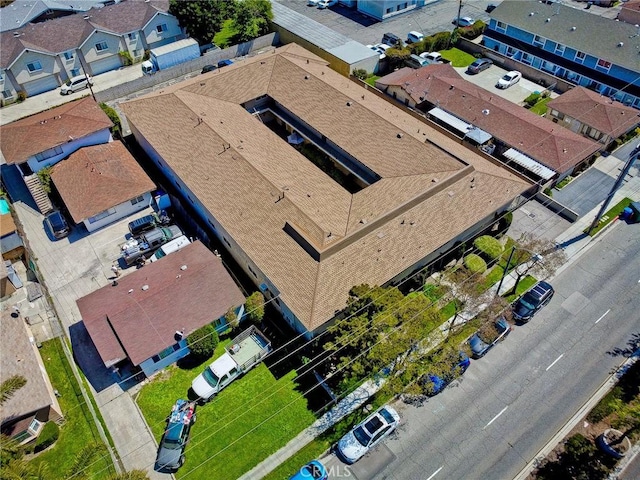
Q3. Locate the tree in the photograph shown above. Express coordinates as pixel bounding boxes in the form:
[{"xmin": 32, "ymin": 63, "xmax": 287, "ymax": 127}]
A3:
[
  {"xmin": 232, "ymin": 0, "xmax": 272, "ymax": 43},
  {"xmin": 0, "ymin": 434, "xmax": 22, "ymax": 467},
  {"xmin": 384, "ymin": 46, "xmax": 412, "ymax": 70},
  {"xmin": 168, "ymin": 0, "xmax": 234, "ymax": 44},
  {"xmin": 507, "ymin": 233, "xmax": 567, "ymax": 295},
  {"xmin": 444, "ymin": 267, "xmax": 486, "ymax": 337},
  {"xmin": 187, "ymin": 324, "xmax": 219, "ymax": 359},
  {"xmin": 64, "ymin": 442, "xmax": 108, "ymax": 480},
  {"xmin": 244, "ymin": 292, "xmax": 265, "ymax": 323},
  {"xmin": 1, "ymin": 375, "xmax": 26, "ymax": 405},
  {"xmin": 224, "ymin": 307, "xmax": 239, "ymax": 330}
]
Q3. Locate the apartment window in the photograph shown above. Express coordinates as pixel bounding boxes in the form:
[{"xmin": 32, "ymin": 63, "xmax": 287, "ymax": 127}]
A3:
[
  {"xmin": 2, "ymin": 90, "xmax": 12, "ymax": 99},
  {"xmin": 574, "ymin": 51, "xmax": 586, "ymax": 63},
  {"xmin": 63, "ymin": 50, "xmax": 74, "ymax": 60},
  {"xmin": 248, "ymin": 265, "xmax": 257, "ymax": 278},
  {"xmin": 496, "ymin": 21, "xmax": 507, "ymax": 32},
  {"xmin": 223, "ymin": 237, "xmax": 231, "ymax": 247},
  {"xmin": 386, "ymin": 7, "xmax": 392, "ymax": 13},
  {"xmin": 596, "ymin": 58, "xmax": 612, "ymax": 72},
  {"xmin": 152, "ymin": 344, "xmax": 180, "ymax": 363},
  {"xmin": 156, "ymin": 23, "xmax": 168, "ymax": 33},
  {"xmin": 207, "ymin": 219, "xmax": 217, "ymax": 231},
  {"xmin": 522, "ymin": 52, "xmax": 533, "ymax": 65},
  {"xmin": 88, "ymin": 208, "xmax": 116, "ymax": 223},
  {"xmin": 27, "ymin": 61, "xmax": 42, "ymax": 73},
  {"xmin": 130, "ymin": 195, "xmax": 145, "ymax": 205},
  {"xmin": 133, "ymin": 49, "xmax": 142, "ymax": 58},
  {"xmin": 506, "ymin": 46, "xmax": 517, "ymax": 57},
  {"xmin": 532, "ymin": 34, "xmax": 545, "ymax": 47},
  {"xmin": 35, "ymin": 145, "xmax": 63, "ymax": 162},
  {"xmin": 70, "ymin": 68, "xmax": 80, "ymax": 77},
  {"xmin": 95, "ymin": 41, "xmax": 108, "ymax": 52},
  {"xmin": 127, "ymin": 32, "xmax": 137, "ymax": 41},
  {"xmin": 554, "ymin": 43, "xmax": 565, "ymax": 55}
]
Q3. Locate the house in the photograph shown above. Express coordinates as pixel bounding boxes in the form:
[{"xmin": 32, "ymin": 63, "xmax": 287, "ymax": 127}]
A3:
[
  {"xmin": 483, "ymin": 0, "xmax": 640, "ymax": 109},
  {"xmin": 0, "ymin": 97, "xmax": 113, "ymax": 174},
  {"xmin": 353, "ymin": 0, "xmax": 422, "ymax": 21},
  {"xmin": 0, "ymin": 0, "xmax": 104, "ymax": 33},
  {"xmin": 120, "ymin": 44, "xmax": 533, "ymax": 338},
  {"xmin": 77, "ymin": 241, "xmax": 246, "ymax": 378},
  {"xmin": 375, "ymin": 64, "xmax": 602, "ymax": 183},
  {"xmin": 546, "ymin": 87, "xmax": 640, "ymax": 146},
  {"xmin": 50, "ymin": 142, "xmax": 156, "ymax": 233},
  {"xmin": 0, "ymin": 0, "xmax": 183, "ymax": 101},
  {"xmin": 0, "ymin": 310, "xmax": 62, "ymax": 445},
  {"xmin": 0, "ymin": 212, "xmax": 25, "ymax": 261}
]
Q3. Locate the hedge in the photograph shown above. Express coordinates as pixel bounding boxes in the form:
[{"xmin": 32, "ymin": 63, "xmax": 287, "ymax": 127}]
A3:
[
  {"xmin": 187, "ymin": 324, "xmax": 219, "ymax": 359},
  {"xmin": 464, "ymin": 254, "xmax": 487, "ymax": 273},
  {"xmin": 473, "ymin": 235, "xmax": 503, "ymax": 260},
  {"xmin": 34, "ymin": 421, "xmax": 59, "ymax": 452}
]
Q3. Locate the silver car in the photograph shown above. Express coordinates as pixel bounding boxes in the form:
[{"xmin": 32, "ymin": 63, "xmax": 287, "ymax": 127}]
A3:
[
  {"xmin": 337, "ymin": 405, "xmax": 400, "ymax": 464},
  {"xmin": 60, "ymin": 75, "xmax": 93, "ymax": 95}
]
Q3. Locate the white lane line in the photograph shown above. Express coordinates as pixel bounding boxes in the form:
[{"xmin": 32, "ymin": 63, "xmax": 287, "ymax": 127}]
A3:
[
  {"xmin": 426, "ymin": 466, "xmax": 444, "ymax": 480},
  {"xmin": 595, "ymin": 309, "xmax": 611, "ymax": 324},
  {"xmin": 484, "ymin": 406, "xmax": 508, "ymax": 429},
  {"xmin": 546, "ymin": 354, "xmax": 564, "ymax": 371}
]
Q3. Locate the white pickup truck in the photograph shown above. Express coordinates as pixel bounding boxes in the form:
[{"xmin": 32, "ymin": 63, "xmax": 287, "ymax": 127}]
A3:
[{"xmin": 191, "ymin": 326, "xmax": 271, "ymax": 401}]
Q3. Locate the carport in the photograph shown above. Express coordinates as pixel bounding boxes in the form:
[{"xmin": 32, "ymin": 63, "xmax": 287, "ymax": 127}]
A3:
[
  {"xmin": 428, "ymin": 107, "xmax": 471, "ymax": 134},
  {"xmin": 503, "ymin": 148, "xmax": 556, "ymax": 181}
]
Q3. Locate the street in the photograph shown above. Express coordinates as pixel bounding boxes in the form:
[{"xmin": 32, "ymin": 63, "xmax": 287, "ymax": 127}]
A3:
[{"xmin": 325, "ymin": 220, "xmax": 640, "ymax": 480}]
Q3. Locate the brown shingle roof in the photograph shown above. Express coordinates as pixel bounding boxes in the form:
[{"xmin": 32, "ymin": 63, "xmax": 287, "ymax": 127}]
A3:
[
  {"xmin": 376, "ymin": 65, "xmax": 602, "ymax": 173},
  {"xmin": 50, "ymin": 142, "xmax": 155, "ymax": 223},
  {"xmin": 77, "ymin": 241, "xmax": 245, "ymax": 367},
  {"xmin": 0, "ymin": 213, "xmax": 17, "ymax": 238},
  {"xmin": 0, "ymin": 310, "xmax": 57, "ymax": 424},
  {"xmin": 0, "ymin": 97, "xmax": 113, "ymax": 164},
  {"xmin": 121, "ymin": 44, "xmax": 532, "ymax": 331},
  {"xmin": 547, "ymin": 87, "xmax": 640, "ymax": 139}
]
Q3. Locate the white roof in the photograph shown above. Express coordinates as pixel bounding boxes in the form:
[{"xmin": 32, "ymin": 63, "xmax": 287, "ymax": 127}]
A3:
[
  {"xmin": 151, "ymin": 38, "xmax": 198, "ymax": 56},
  {"xmin": 210, "ymin": 353, "xmax": 237, "ymax": 376},
  {"xmin": 504, "ymin": 148, "xmax": 556, "ymax": 180},
  {"xmin": 428, "ymin": 107, "xmax": 471, "ymax": 133}
]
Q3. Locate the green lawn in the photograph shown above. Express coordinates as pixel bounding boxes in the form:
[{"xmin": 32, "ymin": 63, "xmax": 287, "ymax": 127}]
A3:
[
  {"xmin": 504, "ymin": 275, "xmax": 537, "ymax": 303},
  {"xmin": 529, "ymin": 96, "xmax": 552, "ymax": 115},
  {"xmin": 137, "ymin": 342, "xmax": 316, "ymax": 480},
  {"xmin": 213, "ymin": 19, "xmax": 237, "ymax": 48},
  {"xmin": 30, "ymin": 339, "xmax": 115, "ymax": 479},
  {"xmin": 586, "ymin": 197, "xmax": 633, "ymax": 236},
  {"xmin": 365, "ymin": 75, "xmax": 380, "ymax": 87},
  {"xmin": 262, "ymin": 439, "xmax": 330, "ymax": 480},
  {"xmin": 439, "ymin": 48, "xmax": 476, "ymax": 67}
]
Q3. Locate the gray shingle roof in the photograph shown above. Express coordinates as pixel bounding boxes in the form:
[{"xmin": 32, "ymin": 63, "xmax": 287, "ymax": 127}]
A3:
[{"xmin": 0, "ymin": 0, "xmax": 99, "ymax": 33}]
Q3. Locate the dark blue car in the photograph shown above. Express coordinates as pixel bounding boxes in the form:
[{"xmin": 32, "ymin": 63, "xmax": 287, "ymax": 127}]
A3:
[
  {"xmin": 421, "ymin": 351, "xmax": 470, "ymax": 396},
  {"xmin": 468, "ymin": 316, "xmax": 512, "ymax": 359},
  {"xmin": 512, "ymin": 281, "xmax": 554, "ymax": 323},
  {"xmin": 217, "ymin": 59, "xmax": 234, "ymax": 68}
]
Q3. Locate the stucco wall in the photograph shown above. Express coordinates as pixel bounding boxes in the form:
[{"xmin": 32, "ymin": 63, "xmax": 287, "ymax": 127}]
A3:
[
  {"xmin": 142, "ymin": 12, "xmax": 183, "ymax": 50},
  {"xmin": 11, "ymin": 51, "xmax": 59, "ymax": 84},
  {"xmin": 82, "ymin": 191, "xmax": 153, "ymax": 233},
  {"xmin": 80, "ymin": 30, "xmax": 121, "ymax": 63}
]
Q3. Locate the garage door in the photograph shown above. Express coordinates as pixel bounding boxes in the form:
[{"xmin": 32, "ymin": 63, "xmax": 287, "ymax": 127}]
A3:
[
  {"xmin": 23, "ymin": 75, "xmax": 59, "ymax": 96},
  {"xmin": 89, "ymin": 55, "xmax": 122, "ymax": 75}
]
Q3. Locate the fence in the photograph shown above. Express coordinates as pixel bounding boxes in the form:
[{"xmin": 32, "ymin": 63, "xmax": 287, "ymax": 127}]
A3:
[{"xmin": 95, "ymin": 32, "xmax": 279, "ymax": 103}]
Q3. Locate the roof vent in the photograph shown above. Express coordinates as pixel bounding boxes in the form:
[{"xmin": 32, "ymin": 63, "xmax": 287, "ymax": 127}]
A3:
[
  {"xmin": 571, "ymin": 26, "xmax": 576, "ymax": 31},
  {"xmin": 12, "ymin": 32, "xmax": 20, "ymax": 37},
  {"xmin": 359, "ymin": 219, "xmax": 367, "ymax": 224},
  {"xmin": 482, "ymin": 109, "xmax": 490, "ymax": 115},
  {"xmin": 545, "ymin": 18, "xmax": 550, "ymax": 22},
  {"xmin": 397, "ymin": 132, "xmax": 403, "ymax": 138},
  {"xmin": 141, "ymin": 285, "xmax": 149, "ymax": 291},
  {"xmin": 529, "ymin": 12, "xmax": 535, "ymax": 16},
  {"xmin": 180, "ymin": 265, "xmax": 188, "ymax": 270},
  {"xmin": 617, "ymin": 42, "xmax": 624, "ymax": 47},
  {"xmin": 304, "ymin": 75, "xmax": 309, "ymax": 80},
  {"xmin": 128, "ymin": 289, "xmax": 134, "ymax": 294},
  {"xmin": 83, "ymin": 14, "xmax": 90, "ymax": 19},
  {"xmin": 346, "ymin": 101, "xmax": 352, "ymax": 106}
]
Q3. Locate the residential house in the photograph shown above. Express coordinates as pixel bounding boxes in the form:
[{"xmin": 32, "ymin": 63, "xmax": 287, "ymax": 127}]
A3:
[
  {"xmin": 375, "ymin": 64, "xmax": 602, "ymax": 183},
  {"xmin": 121, "ymin": 44, "xmax": 533, "ymax": 338},
  {"xmin": 0, "ymin": 212, "xmax": 25, "ymax": 262},
  {"xmin": 546, "ymin": 87, "xmax": 640, "ymax": 146},
  {"xmin": 77, "ymin": 241, "xmax": 246, "ymax": 378},
  {"xmin": 0, "ymin": 0, "xmax": 104, "ymax": 33},
  {"xmin": 0, "ymin": 97, "xmax": 112, "ymax": 174},
  {"xmin": 483, "ymin": 0, "xmax": 640, "ymax": 109},
  {"xmin": 354, "ymin": 0, "xmax": 422, "ymax": 21},
  {"xmin": 0, "ymin": 0, "xmax": 183, "ymax": 101},
  {"xmin": 0, "ymin": 310, "xmax": 62, "ymax": 445},
  {"xmin": 51, "ymin": 142, "xmax": 156, "ymax": 233}
]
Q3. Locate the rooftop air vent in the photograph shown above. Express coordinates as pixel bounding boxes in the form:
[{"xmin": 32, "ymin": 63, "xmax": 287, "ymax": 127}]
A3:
[
  {"xmin": 141, "ymin": 285, "xmax": 149, "ymax": 291},
  {"xmin": 571, "ymin": 26, "xmax": 576, "ymax": 31},
  {"xmin": 617, "ymin": 42, "xmax": 624, "ymax": 47},
  {"xmin": 180, "ymin": 265, "xmax": 188, "ymax": 270}
]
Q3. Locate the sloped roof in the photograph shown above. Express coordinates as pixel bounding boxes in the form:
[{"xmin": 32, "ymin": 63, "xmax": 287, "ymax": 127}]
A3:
[
  {"xmin": 77, "ymin": 241, "xmax": 245, "ymax": 367},
  {"xmin": 547, "ymin": 87, "xmax": 640, "ymax": 138},
  {"xmin": 0, "ymin": 0, "xmax": 169, "ymax": 68},
  {"xmin": 51, "ymin": 142, "xmax": 155, "ymax": 223},
  {"xmin": 376, "ymin": 64, "xmax": 602, "ymax": 173},
  {"xmin": 0, "ymin": 213, "xmax": 17, "ymax": 238},
  {"xmin": 0, "ymin": 97, "xmax": 113, "ymax": 164},
  {"xmin": 0, "ymin": 310, "xmax": 57, "ymax": 424},
  {"xmin": 0, "ymin": 0, "xmax": 99, "ymax": 33},
  {"xmin": 121, "ymin": 44, "xmax": 532, "ymax": 332},
  {"xmin": 490, "ymin": 0, "xmax": 640, "ymax": 73}
]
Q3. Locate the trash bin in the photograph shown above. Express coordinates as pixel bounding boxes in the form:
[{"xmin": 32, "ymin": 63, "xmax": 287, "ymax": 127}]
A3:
[
  {"xmin": 621, "ymin": 207, "xmax": 633, "ymax": 220},
  {"xmin": 629, "ymin": 201, "xmax": 640, "ymax": 222}
]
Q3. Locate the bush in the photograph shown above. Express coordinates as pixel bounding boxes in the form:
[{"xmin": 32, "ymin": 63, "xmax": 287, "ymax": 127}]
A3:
[
  {"xmin": 456, "ymin": 20, "xmax": 486, "ymax": 40},
  {"xmin": 352, "ymin": 69, "xmax": 368, "ymax": 80},
  {"xmin": 473, "ymin": 235, "xmax": 503, "ymax": 260},
  {"xmin": 464, "ymin": 254, "xmax": 487, "ymax": 273},
  {"xmin": 34, "ymin": 421, "xmax": 59, "ymax": 452},
  {"xmin": 142, "ymin": 49, "xmax": 150, "ymax": 61},
  {"xmin": 37, "ymin": 166, "xmax": 53, "ymax": 193},
  {"xmin": 118, "ymin": 50, "xmax": 133, "ymax": 66},
  {"xmin": 99, "ymin": 103, "xmax": 121, "ymax": 137},
  {"xmin": 244, "ymin": 292, "xmax": 265, "ymax": 323},
  {"xmin": 17, "ymin": 91, "xmax": 27, "ymax": 102},
  {"xmin": 524, "ymin": 92, "xmax": 541, "ymax": 107},
  {"xmin": 543, "ymin": 187, "xmax": 553, "ymax": 197},
  {"xmin": 187, "ymin": 324, "xmax": 219, "ymax": 359},
  {"xmin": 588, "ymin": 387, "xmax": 623, "ymax": 423}
]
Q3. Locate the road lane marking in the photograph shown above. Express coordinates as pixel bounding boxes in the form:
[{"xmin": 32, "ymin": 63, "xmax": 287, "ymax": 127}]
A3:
[
  {"xmin": 484, "ymin": 406, "xmax": 508, "ymax": 429},
  {"xmin": 595, "ymin": 309, "xmax": 610, "ymax": 324},
  {"xmin": 546, "ymin": 354, "xmax": 564, "ymax": 371},
  {"xmin": 426, "ymin": 466, "xmax": 443, "ymax": 480}
]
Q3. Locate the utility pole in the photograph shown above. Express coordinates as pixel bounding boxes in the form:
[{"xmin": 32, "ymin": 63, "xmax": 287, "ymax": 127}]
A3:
[
  {"xmin": 587, "ymin": 145, "xmax": 640, "ymax": 234},
  {"xmin": 456, "ymin": 0, "xmax": 463, "ymax": 27}
]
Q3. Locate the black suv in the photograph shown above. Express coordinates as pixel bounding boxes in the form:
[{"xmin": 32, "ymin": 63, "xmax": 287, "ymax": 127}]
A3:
[
  {"xmin": 155, "ymin": 399, "xmax": 196, "ymax": 472},
  {"xmin": 512, "ymin": 281, "xmax": 554, "ymax": 323}
]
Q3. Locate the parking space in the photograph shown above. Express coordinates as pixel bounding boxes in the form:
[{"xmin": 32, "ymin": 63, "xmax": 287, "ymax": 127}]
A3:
[
  {"xmin": 551, "ymin": 167, "xmax": 616, "ymax": 217},
  {"xmin": 509, "ymin": 198, "xmax": 572, "ymax": 243}
]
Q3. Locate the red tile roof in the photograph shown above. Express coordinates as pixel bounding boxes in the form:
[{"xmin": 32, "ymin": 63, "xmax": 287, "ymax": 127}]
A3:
[
  {"xmin": 0, "ymin": 97, "xmax": 113, "ymax": 164},
  {"xmin": 547, "ymin": 87, "xmax": 640, "ymax": 139},
  {"xmin": 376, "ymin": 65, "xmax": 602, "ymax": 173},
  {"xmin": 51, "ymin": 142, "xmax": 155, "ymax": 223},
  {"xmin": 77, "ymin": 241, "xmax": 245, "ymax": 367}
]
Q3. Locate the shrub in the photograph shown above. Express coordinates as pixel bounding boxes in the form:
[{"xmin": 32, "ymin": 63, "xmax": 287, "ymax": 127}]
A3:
[
  {"xmin": 244, "ymin": 292, "xmax": 265, "ymax": 323},
  {"xmin": 588, "ymin": 386, "xmax": 623, "ymax": 423},
  {"xmin": 543, "ymin": 187, "xmax": 553, "ymax": 197},
  {"xmin": 37, "ymin": 166, "xmax": 53, "ymax": 193},
  {"xmin": 99, "ymin": 103, "xmax": 121, "ymax": 137},
  {"xmin": 187, "ymin": 324, "xmax": 219, "ymax": 359},
  {"xmin": 464, "ymin": 254, "xmax": 487, "ymax": 273},
  {"xmin": 17, "ymin": 91, "xmax": 27, "ymax": 102},
  {"xmin": 224, "ymin": 307, "xmax": 238, "ymax": 330},
  {"xmin": 456, "ymin": 21, "xmax": 486, "ymax": 40},
  {"xmin": 142, "ymin": 49, "xmax": 150, "ymax": 61},
  {"xmin": 352, "ymin": 69, "xmax": 368, "ymax": 80},
  {"xmin": 473, "ymin": 235, "xmax": 503, "ymax": 260},
  {"xmin": 118, "ymin": 50, "xmax": 133, "ymax": 66},
  {"xmin": 34, "ymin": 421, "xmax": 59, "ymax": 452},
  {"xmin": 524, "ymin": 92, "xmax": 541, "ymax": 107}
]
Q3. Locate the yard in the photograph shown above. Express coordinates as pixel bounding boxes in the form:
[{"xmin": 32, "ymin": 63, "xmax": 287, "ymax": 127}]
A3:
[
  {"xmin": 136, "ymin": 340, "xmax": 316, "ymax": 480},
  {"xmin": 439, "ymin": 48, "xmax": 476, "ymax": 67}
]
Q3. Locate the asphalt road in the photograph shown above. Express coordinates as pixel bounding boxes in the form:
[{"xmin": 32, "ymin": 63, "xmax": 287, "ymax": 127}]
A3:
[{"xmin": 324, "ymin": 221, "xmax": 640, "ymax": 480}]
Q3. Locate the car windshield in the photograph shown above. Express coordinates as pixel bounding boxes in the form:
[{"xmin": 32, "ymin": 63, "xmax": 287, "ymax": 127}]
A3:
[
  {"xmin": 353, "ymin": 425, "xmax": 372, "ymax": 446},
  {"xmin": 202, "ymin": 367, "xmax": 220, "ymax": 387},
  {"xmin": 379, "ymin": 408, "xmax": 395, "ymax": 424},
  {"xmin": 519, "ymin": 293, "xmax": 537, "ymax": 309},
  {"xmin": 154, "ymin": 249, "xmax": 166, "ymax": 259}
]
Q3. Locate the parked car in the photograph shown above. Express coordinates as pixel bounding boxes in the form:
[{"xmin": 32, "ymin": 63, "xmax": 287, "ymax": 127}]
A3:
[
  {"xmin": 468, "ymin": 316, "xmax": 512, "ymax": 358},
  {"xmin": 452, "ymin": 16, "xmax": 475, "ymax": 27},
  {"xmin": 317, "ymin": 0, "xmax": 337, "ymax": 8},
  {"xmin": 381, "ymin": 32, "xmax": 402, "ymax": 47},
  {"xmin": 290, "ymin": 460, "xmax": 328, "ymax": 480},
  {"xmin": 421, "ymin": 351, "xmax": 470, "ymax": 396},
  {"xmin": 336, "ymin": 405, "xmax": 400, "ymax": 464},
  {"xmin": 155, "ymin": 399, "xmax": 196, "ymax": 472},
  {"xmin": 406, "ymin": 31, "xmax": 424, "ymax": 44},
  {"xmin": 150, "ymin": 235, "xmax": 191, "ymax": 262},
  {"xmin": 419, "ymin": 52, "xmax": 443, "ymax": 63},
  {"xmin": 60, "ymin": 75, "xmax": 93, "ymax": 95},
  {"xmin": 366, "ymin": 44, "xmax": 387, "ymax": 59},
  {"xmin": 307, "ymin": 0, "xmax": 320, "ymax": 5},
  {"xmin": 217, "ymin": 59, "xmax": 234, "ymax": 68},
  {"xmin": 496, "ymin": 70, "xmax": 522, "ymax": 89},
  {"xmin": 44, "ymin": 210, "xmax": 70, "ymax": 239},
  {"xmin": 405, "ymin": 54, "xmax": 431, "ymax": 69},
  {"xmin": 512, "ymin": 281, "xmax": 554, "ymax": 323},
  {"xmin": 375, "ymin": 43, "xmax": 390, "ymax": 53},
  {"xmin": 201, "ymin": 64, "xmax": 217, "ymax": 74},
  {"xmin": 466, "ymin": 58, "xmax": 493, "ymax": 74}
]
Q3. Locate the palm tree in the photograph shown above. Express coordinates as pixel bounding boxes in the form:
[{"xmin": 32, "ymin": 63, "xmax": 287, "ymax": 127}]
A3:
[{"xmin": 0, "ymin": 375, "xmax": 27, "ymax": 405}]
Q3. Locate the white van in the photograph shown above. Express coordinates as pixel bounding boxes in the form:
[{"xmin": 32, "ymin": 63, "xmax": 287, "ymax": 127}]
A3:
[
  {"xmin": 407, "ymin": 31, "xmax": 424, "ymax": 44},
  {"xmin": 405, "ymin": 54, "xmax": 430, "ymax": 69},
  {"xmin": 149, "ymin": 235, "xmax": 191, "ymax": 262}
]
